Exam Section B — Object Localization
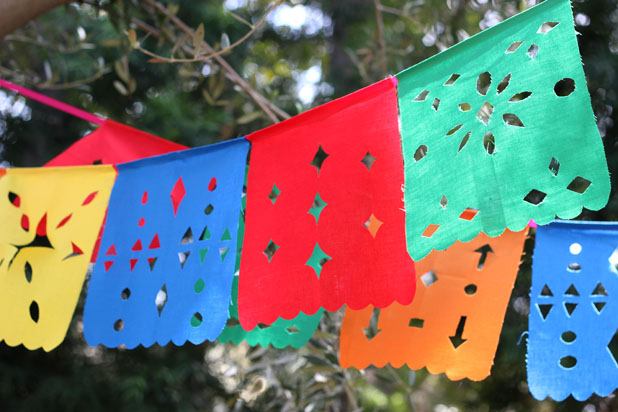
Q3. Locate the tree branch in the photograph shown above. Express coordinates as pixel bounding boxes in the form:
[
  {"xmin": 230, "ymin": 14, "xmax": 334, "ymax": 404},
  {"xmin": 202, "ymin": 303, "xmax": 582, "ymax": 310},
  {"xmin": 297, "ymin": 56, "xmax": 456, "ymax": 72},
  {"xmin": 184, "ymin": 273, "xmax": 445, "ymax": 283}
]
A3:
[{"xmin": 373, "ymin": 0, "xmax": 387, "ymax": 77}]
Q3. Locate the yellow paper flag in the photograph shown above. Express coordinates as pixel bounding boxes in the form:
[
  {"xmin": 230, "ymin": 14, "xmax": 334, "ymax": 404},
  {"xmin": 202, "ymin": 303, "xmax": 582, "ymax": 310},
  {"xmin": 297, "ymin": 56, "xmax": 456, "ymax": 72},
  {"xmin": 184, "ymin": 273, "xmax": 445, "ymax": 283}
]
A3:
[{"xmin": 0, "ymin": 166, "xmax": 115, "ymax": 351}]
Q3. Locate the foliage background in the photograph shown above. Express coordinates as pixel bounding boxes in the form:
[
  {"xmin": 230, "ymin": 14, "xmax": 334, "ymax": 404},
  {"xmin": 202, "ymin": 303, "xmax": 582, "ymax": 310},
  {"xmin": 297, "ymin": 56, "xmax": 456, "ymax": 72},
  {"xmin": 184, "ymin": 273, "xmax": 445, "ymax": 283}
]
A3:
[{"xmin": 0, "ymin": 0, "xmax": 617, "ymax": 410}]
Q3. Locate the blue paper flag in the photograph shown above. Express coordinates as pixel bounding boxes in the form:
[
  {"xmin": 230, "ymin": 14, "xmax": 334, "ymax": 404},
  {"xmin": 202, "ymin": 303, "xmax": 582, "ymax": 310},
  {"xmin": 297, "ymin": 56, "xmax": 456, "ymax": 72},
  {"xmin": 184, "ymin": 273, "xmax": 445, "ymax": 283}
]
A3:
[
  {"xmin": 528, "ymin": 220, "xmax": 618, "ymax": 401},
  {"xmin": 83, "ymin": 138, "xmax": 249, "ymax": 348}
]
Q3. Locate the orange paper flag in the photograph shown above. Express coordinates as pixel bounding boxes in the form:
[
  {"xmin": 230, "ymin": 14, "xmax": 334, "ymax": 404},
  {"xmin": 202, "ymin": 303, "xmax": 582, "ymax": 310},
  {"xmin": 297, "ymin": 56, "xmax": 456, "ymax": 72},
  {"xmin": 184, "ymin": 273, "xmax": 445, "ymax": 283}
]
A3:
[{"xmin": 339, "ymin": 229, "xmax": 528, "ymax": 381}]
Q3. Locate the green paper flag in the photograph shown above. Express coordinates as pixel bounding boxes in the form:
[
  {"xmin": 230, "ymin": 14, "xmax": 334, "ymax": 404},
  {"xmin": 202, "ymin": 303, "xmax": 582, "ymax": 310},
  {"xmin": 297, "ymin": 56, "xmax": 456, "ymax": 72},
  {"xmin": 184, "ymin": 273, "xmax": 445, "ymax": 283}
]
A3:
[{"xmin": 396, "ymin": 0, "xmax": 610, "ymax": 260}]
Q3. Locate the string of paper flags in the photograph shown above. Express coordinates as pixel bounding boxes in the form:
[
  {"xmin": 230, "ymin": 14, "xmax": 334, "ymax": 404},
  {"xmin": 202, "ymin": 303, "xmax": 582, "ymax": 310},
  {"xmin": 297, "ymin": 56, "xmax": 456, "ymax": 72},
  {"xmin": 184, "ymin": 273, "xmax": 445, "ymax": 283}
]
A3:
[{"xmin": 0, "ymin": 0, "xmax": 614, "ymax": 402}]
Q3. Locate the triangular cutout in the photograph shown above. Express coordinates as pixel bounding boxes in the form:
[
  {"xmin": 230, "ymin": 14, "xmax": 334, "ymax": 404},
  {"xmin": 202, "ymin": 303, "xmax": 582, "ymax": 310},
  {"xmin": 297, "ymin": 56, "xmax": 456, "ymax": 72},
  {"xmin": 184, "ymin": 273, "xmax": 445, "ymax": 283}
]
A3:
[
  {"xmin": 199, "ymin": 248, "xmax": 209, "ymax": 263},
  {"xmin": 219, "ymin": 247, "xmax": 229, "ymax": 262},
  {"xmin": 149, "ymin": 234, "xmax": 161, "ymax": 249},
  {"xmin": 593, "ymin": 301, "xmax": 607, "ymax": 314},
  {"xmin": 180, "ymin": 227, "xmax": 194, "ymax": 245},
  {"xmin": 147, "ymin": 257, "xmax": 157, "ymax": 271},
  {"xmin": 540, "ymin": 284, "xmax": 553, "ymax": 296},
  {"xmin": 178, "ymin": 251, "xmax": 191, "ymax": 269},
  {"xmin": 591, "ymin": 282, "xmax": 608, "ymax": 296},
  {"xmin": 538, "ymin": 304, "xmax": 553, "ymax": 320},
  {"xmin": 220, "ymin": 228, "xmax": 232, "ymax": 241},
  {"xmin": 565, "ymin": 284, "xmax": 579, "ymax": 296},
  {"xmin": 200, "ymin": 226, "xmax": 211, "ymax": 241},
  {"xmin": 564, "ymin": 302, "xmax": 577, "ymax": 317}
]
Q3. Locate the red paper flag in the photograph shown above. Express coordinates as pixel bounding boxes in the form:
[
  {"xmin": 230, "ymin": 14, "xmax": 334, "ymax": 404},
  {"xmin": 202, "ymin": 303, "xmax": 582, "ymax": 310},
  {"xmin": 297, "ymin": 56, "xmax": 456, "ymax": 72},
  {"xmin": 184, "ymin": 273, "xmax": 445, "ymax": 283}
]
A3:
[
  {"xmin": 238, "ymin": 78, "xmax": 415, "ymax": 329},
  {"xmin": 45, "ymin": 119, "xmax": 187, "ymax": 166}
]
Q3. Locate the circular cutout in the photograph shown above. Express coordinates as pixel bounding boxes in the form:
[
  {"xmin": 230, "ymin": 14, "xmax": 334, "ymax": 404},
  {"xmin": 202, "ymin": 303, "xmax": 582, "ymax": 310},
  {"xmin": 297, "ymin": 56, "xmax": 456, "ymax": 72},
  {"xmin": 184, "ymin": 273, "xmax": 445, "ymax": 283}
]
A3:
[
  {"xmin": 194, "ymin": 278, "xmax": 205, "ymax": 293},
  {"xmin": 569, "ymin": 243, "xmax": 582, "ymax": 255},
  {"xmin": 191, "ymin": 312, "xmax": 203, "ymax": 327},
  {"xmin": 464, "ymin": 284, "xmax": 477, "ymax": 295},
  {"xmin": 561, "ymin": 331, "xmax": 576, "ymax": 343},
  {"xmin": 121, "ymin": 288, "xmax": 131, "ymax": 300},
  {"xmin": 554, "ymin": 78, "xmax": 575, "ymax": 97},
  {"xmin": 559, "ymin": 355, "xmax": 577, "ymax": 369},
  {"xmin": 114, "ymin": 319, "xmax": 124, "ymax": 331}
]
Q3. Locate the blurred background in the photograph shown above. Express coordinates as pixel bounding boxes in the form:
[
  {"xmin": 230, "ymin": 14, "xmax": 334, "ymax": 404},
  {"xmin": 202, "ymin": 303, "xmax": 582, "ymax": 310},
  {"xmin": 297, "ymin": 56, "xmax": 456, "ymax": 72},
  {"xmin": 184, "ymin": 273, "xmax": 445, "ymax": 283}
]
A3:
[{"xmin": 0, "ymin": 0, "xmax": 617, "ymax": 410}]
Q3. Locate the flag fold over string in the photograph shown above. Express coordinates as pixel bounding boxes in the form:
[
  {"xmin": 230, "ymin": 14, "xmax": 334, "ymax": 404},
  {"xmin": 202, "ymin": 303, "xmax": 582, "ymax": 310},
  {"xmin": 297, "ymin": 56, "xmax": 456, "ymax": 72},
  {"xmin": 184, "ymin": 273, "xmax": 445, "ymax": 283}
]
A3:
[
  {"xmin": 340, "ymin": 229, "xmax": 527, "ymax": 381},
  {"xmin": 528, "ymin": 221, "xmax": 618, "ymax": 401},
  {"xmin": 397, "ymin": 0, "xmax": 610, "ymax": 261},
  {"xmin": 0, "ymin": 166, "xmax": 115, "ymax": 351},
  {"xmin": 83, "ymin": 138, "xmax": 248, "ymax": 348},
  {"xmin": 238, "ymin": 78, "xmax": 415, "ymax": 330}
]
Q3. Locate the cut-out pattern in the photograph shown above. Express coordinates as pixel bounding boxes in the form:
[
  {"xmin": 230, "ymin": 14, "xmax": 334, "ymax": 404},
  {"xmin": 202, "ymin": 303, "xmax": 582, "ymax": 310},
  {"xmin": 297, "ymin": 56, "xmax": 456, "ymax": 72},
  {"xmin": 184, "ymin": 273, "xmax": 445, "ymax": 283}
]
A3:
[
  {"xmin": 528, "ymin": 221, "xmax": 618, "ymax": 401},
  {"xmin": 83, "ymin": 139, "xmax": 248, "ymax": 348},
  {"xmin": 44, "ymin": 120, "xmax": 188, "ymax": 264},
  {"xmin": 396, "ymin": 0, "xmax": 610, "ymax": 260},
  {"xmin": 0, "ymin": 166, "xmax": 115, "ymax": 351},
  {"xmin": 340, "ymin": 229, "xmax": 527, "ymax": 380},
  {"xmin": 239, "ymin": 79, "xmax": 415, "ymax": 329}
]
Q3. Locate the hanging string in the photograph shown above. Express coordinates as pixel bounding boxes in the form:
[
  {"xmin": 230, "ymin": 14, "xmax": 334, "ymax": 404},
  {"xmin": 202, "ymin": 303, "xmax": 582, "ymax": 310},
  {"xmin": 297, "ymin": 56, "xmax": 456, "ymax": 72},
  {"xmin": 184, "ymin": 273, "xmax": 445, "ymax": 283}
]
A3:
[{"xmin": 0, "ymin": 78, "xmax": 105, "ymax": 125}]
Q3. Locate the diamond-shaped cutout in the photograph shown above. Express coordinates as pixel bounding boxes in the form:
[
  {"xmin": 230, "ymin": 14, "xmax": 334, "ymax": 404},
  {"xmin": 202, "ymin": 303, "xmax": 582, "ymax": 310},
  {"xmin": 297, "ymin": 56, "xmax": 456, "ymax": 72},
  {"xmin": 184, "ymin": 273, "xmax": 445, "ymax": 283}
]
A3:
[
  {"xmin": 305, "ymin": 243, "xmax": 331, "ymax": 278},
  {"xmin": 593, "ymin": 301, "xmax": 607, "ymax": 314},
  {"xmin": 564, "ymin": 302, "xmax": 578, "ymax": 317},
  {"xmin": 592, "ymin": 282, "xmax": 608, "ymax": 296},
  {"xmin": 540, "ymin": 284, "xmax": 553, "ymax": 296},
  {"xmin": 527, "ymin": 44, "xmax": 539, "ymax": 59},
  {"xmin": 549, "ymin": 157, "xmax": 560, "ymax": 176},
  {"xmin": 200, "ymin": 226, "xmax": 211, "ymax": 241},
  {"xmin": 170, "ymin": 177, "xmax": 186, "ymax": 216},
  {"xmin": 567, "ymin": 176, "xmax": 591, "ymax": 194},
  {"xmin": 286, "ymin": 325, "xmax": 300, "ymax": 334},
  {"xmin": 420, "ymin": 270, "xmax": 438, "ymax": 287},
  {"xmin": 219, "ymin": 247, "xmax": 229, "ymax": 262},
  {"xmin": 432, "ymin": 98, "xmax": 440, "ymax": 111},
  {"xmin": 156, "ymin": 284, "xmax": 168, "ymax": 316},
  {"xmin": 565, "ymin": 284, "xmax": 579, "ymax": 296},
  {"xmin": 361, "ymin": 151, "xmax": 376, "ymax": 171},
  {"xmin": 310, "ymin": 144, "xmax": 329, "ymax": 175},
  {"xmin": 459, "ymin": 208, "xmax": 478, "ymax": 221},
  {"xmin": 538, "ymin": 21, "xmax": 559, "ymax": 34},
  {"xmin": 476, "ymin": 102, "xmax": 494, "ymax": 125},
  {"xmin": 308, "ymin": 192, "xmax": 327, "ymax": 223},
  {"xmin": 363, "ymin": 307, "xmax": 381, "ymax": 341},
  {"xmin": 523, "ymin": 189, "xmax": 547, "ymax": 205},
  {"xmin": 178, "ymin": 251, "xmax": 191, "ymax": 269},
  {"xmin": 268, "ymin": 184, "xmax": 281, "ymax": 204},
  {"xmin": 422, "ymin": 224, "xmax": 439, "ymax": 238},
  {"xmin": 363, "ymin": 213, "xmax": 383, "ymax": 238},
  {"xmin": 538, "ymin": 304, "xmax": 553, "ymax": 320},
  {"xmin": 264, "ymin": 240, "xmax": 279, "ymax": 262},
  {"xmin": 180, "ymin": 227, "xmax": 194, "ymax": 245}
]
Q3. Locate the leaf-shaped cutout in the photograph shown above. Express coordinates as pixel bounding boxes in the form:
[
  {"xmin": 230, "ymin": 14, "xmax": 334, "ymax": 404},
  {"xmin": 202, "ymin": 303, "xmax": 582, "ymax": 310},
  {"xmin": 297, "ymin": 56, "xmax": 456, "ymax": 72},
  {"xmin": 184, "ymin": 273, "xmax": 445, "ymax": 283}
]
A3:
[
  {"xmin": 496, "ymin": 74, "xmax": 511, "ymax": 95},
  {"xmin": 505, "ymin": 41, "xmax": 523, "ymax": 53},
  {"xmin": 458, "ymin": 131, "xmax": 471, "ymax": 152},
  {"xmin": 444, "ymin": 74, "xmax": 460, "ymax": 86},
  {"xmin": 538, "ymin": 22, "xmax": 559, "ymax": 34},
  {"xmin": 477, "ymin": 72, "xmax": 491, "ymax": 96},
  {"xmin": 483, "ymin": 132, "xmax": 495, "ymax": 155},
  {"xmin": 503, "ymin": 113, "xmax": 524, "ymax": 127},
  {"xmin": 25, "ymin": 261, "xmax": 32, "ymax": 283},
  {"xmin": 509, "ymin": 92, "xmax": 532, "ymax": 102},
  {"xmin": 446, "ymin": 124, "xmax": 463, "ymax": 136}
]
